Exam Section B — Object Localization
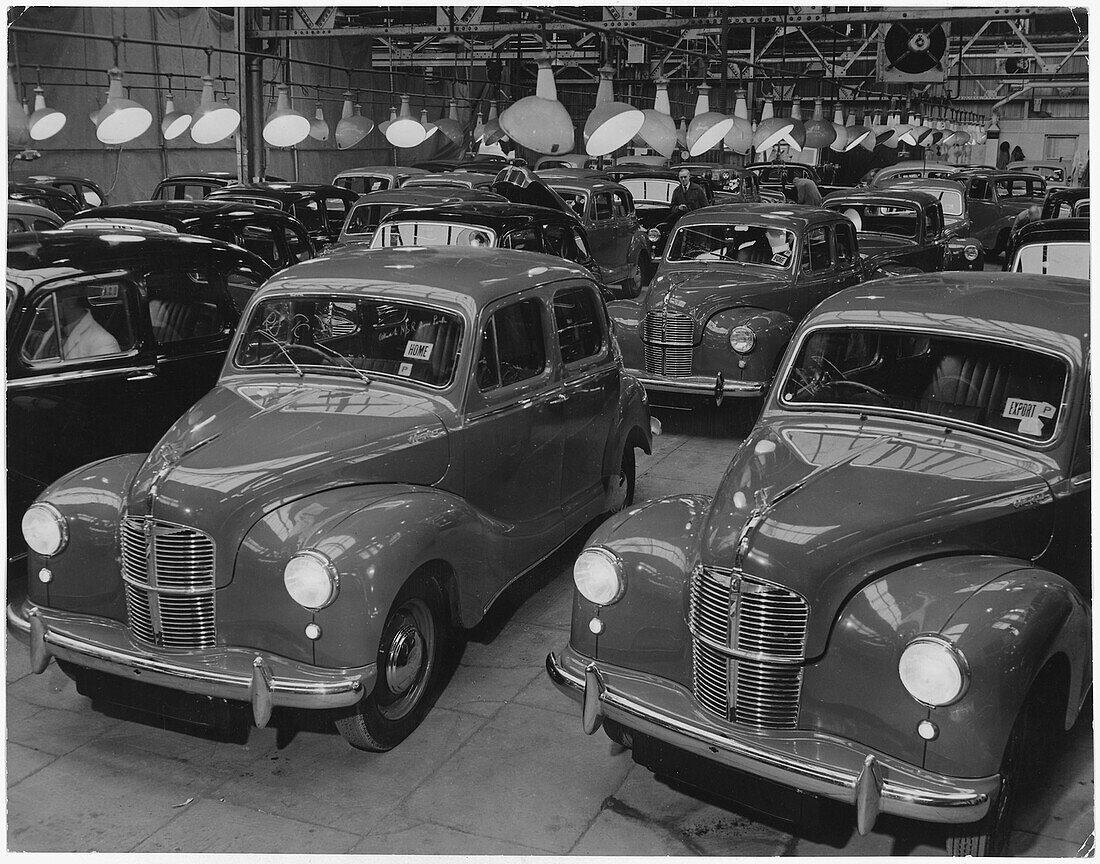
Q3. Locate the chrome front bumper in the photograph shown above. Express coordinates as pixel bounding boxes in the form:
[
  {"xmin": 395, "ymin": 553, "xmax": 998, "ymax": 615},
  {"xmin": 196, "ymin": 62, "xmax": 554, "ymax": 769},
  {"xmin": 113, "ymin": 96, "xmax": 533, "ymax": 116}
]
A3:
[
  {"xmin": 8, "ymin": 600, "xmax": 373, "ymax": 727},
  {"xmin": 631, "ymin": 370, "xmax": 766, "ymax": 400},
  {"xmin": 546, "ymin": 647, "xmax": 999, "ymax": 833}
]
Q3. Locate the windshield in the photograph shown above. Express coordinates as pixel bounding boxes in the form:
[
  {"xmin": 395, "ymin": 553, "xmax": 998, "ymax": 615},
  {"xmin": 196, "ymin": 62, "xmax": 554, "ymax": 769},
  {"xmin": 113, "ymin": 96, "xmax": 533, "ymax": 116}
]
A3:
[
  {"xmin": 619, "ymin": 178, "xmax": 677, "ymax": 205},
  {"xmin": 901, "ymin": 188, "xmax": 963, "ymax": 218},
  {"xmin": 779, "ymin": 327, "xmax": 1068, "ymax": 444},
  {"xmin": 1011, "ymin": 242, "xmax": 1089, "ymax": 279},
  {"xmin": 343, "ymin": 203, "xmax": 400, "ymax": 238},
  {"xmin": 371, "ymin": 221, "xmax": 496, "ymax": 248},
  {"xmin": 234, "ymin": 296, "xmax": 464, "ymax": 387},
  {"xmin": 834, "ymin": 204, "xmax": 919, "ymax": 239},
  {"xmin": 666, "ymin": 223, "xmax": 796, "ymax": 267}
]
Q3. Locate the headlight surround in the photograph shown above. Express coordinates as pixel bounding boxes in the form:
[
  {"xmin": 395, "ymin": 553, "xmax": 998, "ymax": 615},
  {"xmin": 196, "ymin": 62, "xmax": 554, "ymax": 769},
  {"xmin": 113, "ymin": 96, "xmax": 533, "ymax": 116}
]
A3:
[
  {"xmin": 963, "ymin": 244, "xmax": 980, "ymax": 261},
  {"xmin": 283, "ymin": 550, "xmax": 340, "ymax": 611},
  {"xmin": 647, "ymin": 227, "xmax": 662, "ymax": 243},
  {"xmin": 898, "ymin": 635, "xmax": 970, "ymax": 707},
  {"xmin": 729, "ymin": 325, "xmax": 757, "ymax": 354},
  {"xmin": 22, "ymin": 503, "xmax": 67, "ymax": 557},
  {"xmin": 573, "ymin": 546, "xmax": 625, "ymax": 606}
]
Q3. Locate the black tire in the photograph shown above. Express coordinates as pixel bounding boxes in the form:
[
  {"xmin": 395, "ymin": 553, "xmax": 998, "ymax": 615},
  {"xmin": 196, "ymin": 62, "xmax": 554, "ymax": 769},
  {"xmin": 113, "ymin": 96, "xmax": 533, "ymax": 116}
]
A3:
[
  {"xmin": 619, "ymin": 257, "xmax": 645, "ymax": 299},
  {"xmin": 606, "ymin": 443, "xmax": 636, "ymax": 515},
  {"xmin": 335, "ymin": 573, "xmax": 447, "ymax": 751}
]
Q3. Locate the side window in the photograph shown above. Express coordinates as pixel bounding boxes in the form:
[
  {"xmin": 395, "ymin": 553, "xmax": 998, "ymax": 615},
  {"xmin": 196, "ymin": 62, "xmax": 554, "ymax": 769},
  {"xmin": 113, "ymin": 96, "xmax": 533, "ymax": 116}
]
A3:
[
  {"xmin": 238, "ymin": 225, "xmax": 284, "ymax": 269},
  {"xmin": 834, "ymin": 223, "xmax": 857, "ymax": 268},
  {"xmin": 554, "ymin": 285, "xmax": 604, "ymax": 365},
  {"xmin": 803, "ymin": 227, "xmax": 833, "ymax": 272},
  {"xmin": 292, "ymin": 200, "xmax": 324, "ymax": 232},
  {"xmin": 611, "ymin": 191, "xmax": 630, "ymax": 217},
  {"xmin": 227, "ymin": 269, "xmax": 265, "ymax": 313},
  {"xmin": 325, "ymin": 197, "xmax": 348, "ymax": 233},
  {"xmin": 502, "ymin": 228, "xmax": 542, "ymax": 253},
  {"xmin": 970, "ymin": 178, "xmax": 993, "ymax": 201},
  {"xmin": 926, "ymin": 205, "xmax": 942, "ymax": 238},
  {"xmin": 476, "ymin": 299, "xmax": 546, "ymax": 391},
  {"xmin": 542, "ymin": 224, "xmax": 570, "ymax": 259},
  {"xmin": 20, "ymin": 281, "xmax": 136, "ymax": 364},
  {"xmin": 32, "ymin": 218, "xmax": 58, "ymax": 231},
  {"xmin": 8, "ymin": 217, "xmax": 25, "ymax": 232},
  {"xmin": 145, "ymin": 267, "xmax": 227, "ymax": 346},
  {"xmin": 283, "ymin": 226, "xmax": 311, "ymax": 263},
  {"xmin": 594, "ymin": 193, "xmax": 614, "ymax": 221}
]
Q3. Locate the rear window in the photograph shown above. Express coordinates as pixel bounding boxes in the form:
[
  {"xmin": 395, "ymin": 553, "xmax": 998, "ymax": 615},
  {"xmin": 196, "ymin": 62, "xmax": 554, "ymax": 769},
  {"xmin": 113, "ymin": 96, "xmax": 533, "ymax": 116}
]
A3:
[
  {"xmin": 372, "ymin": 221, "xmax": 495, "ymax": 248},
  {"xmin": 1011, "ymin": 242, "xmax": 1089, "ymax": 279},
  {"xmin": 344, "ymin": 203, "xmax": 400, "ymax": 238},
  {"xmin": 834, "ymin": 204, "xmax": 918, "ymax": 239}
]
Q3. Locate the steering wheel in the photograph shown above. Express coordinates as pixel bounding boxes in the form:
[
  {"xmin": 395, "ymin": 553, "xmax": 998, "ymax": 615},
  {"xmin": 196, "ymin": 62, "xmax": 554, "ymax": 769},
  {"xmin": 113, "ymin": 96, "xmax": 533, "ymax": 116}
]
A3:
[{"xmin": 818, "ymin": 378, "xmax": 892, "ymax": 405}]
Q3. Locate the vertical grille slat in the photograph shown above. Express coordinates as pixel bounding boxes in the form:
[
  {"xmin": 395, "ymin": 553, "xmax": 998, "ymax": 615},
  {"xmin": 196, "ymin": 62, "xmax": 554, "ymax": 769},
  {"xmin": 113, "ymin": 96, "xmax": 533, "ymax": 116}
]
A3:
[
  {"xmin": 642, "ymin": 312, "xmax": 694, "ymax": 377},
  {"xmin": 121, "ymin": 516, "xmax": 216, "ymax": 649},
  {"xmin": 689, "ymin": 565, "xmax": 809, "ymax": 730}
]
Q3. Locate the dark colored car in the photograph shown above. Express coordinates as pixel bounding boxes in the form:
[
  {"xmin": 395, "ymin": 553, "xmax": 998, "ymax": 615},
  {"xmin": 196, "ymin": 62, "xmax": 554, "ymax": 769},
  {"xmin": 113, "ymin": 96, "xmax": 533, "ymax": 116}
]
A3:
[
  {"xmin": 8, "ymin": 182, "xmax": 82, "ymax": 221},
  {"xmin": 608, "ymin": 204, "xmax": 864, "ymax": 408},
  {"xmin": 877, "ymin": 177, "xmax": 985, "ymax": 270},
  {"xmin": 549, "ymin": 272, "xmax": 1090, "ymax": 857},
  {"xmin": 746, "ymin": 161, "xmax": 850, "ymax": 200},
  {"xmin": 22, "ymin": 174, "xmax": 108, "ymax": 207},
  {"xmin": 1004, "ymin": 218, "xmax": 1089, "ymax": 279},
  {"xmin": 67, "ymin": 200, "xmax": 316, "ymax": 273},
  {"xmin": 9, "ymin": 245, "xmax": 652, "ymax": 752},
  {"xmin": 152, "ymin": 172, "xmax": 238, "ymax": 201},
  {"xmin": 336, "ymin": 186, "xmax": 506, "ymax": 247},
  {"xmin": 947, "ymin": 169, "xmax": 1047, "ymax": 258},
  {"xmin": 206, "ymin": 183, "xmax": 360, "ymax": 251},
  {"xmin": 402, "ymin": 172, "xmax": 498, "ymax": 192},
  {"xmin": 5, "ymin": 228, "xmax": 272, "ymax": 567},
  {"xmin": 673, "ymin": 163, "xmax": 761, "ymax": 202},
  {"xmin": 331, "ymin": 166, "xmax": 428, "ymax": 195},
  {"xmin": 6, "ymin": 200, "xmax": 63, "ymax": 233},
  {"xmin": 1039, "ymin": 187, "xmax": 1090, "ymax": 220},
  {"xmin": 871, "ymin": 161, "xmax": 961, "ymax": 185}
]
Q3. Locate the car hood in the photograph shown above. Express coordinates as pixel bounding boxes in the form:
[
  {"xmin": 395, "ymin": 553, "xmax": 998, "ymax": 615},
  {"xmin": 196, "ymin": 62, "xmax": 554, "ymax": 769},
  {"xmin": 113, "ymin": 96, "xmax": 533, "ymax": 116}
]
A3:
[
  {"xmin": 491, "ymin": 165, "xmax": 575, "ymax": 215},
  {"xmin": 126, "ymin": 380, "xmax": 449, "ymax": 580},
  {"xmin": 700, "ymin": 420, "xmax": 1054, "ymax": 658},
  {"xmin": 644, "ymin": 266, "xmax": 790, "ymax": 326}
]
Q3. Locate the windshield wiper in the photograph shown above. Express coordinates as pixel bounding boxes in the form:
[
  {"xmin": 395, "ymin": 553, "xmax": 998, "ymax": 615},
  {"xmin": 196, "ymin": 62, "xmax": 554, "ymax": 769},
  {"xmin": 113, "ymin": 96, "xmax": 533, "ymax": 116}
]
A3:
[
  {"xmin": 307, "ymin": 341, "xmax": 372, "ymax": 385},
  {"xmin": 254, "ymin": 330, "xmax": 304, "ymax": 378}
]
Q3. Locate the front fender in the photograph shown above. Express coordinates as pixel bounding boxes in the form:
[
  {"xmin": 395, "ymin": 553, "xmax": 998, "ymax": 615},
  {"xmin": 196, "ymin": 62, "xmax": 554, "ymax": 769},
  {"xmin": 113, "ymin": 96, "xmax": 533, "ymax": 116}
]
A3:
[
  {"xmin": 701, "ymin": 307, "xmax": 795, "ymax": 386},
  {"xmin": 608, "ymin": 298, "xmax": 646, "ymax": 373},
  {"xmin": 229, "ymin": 485, "xmax": 486, "ymax": 668}
]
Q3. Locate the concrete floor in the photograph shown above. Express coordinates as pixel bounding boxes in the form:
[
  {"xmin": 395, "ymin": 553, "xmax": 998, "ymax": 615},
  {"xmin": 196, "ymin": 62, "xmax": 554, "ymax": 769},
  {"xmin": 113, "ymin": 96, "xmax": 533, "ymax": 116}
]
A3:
[{"xmin": 6, "ymin": 405, "xmax": 1094, "ymax": 855}]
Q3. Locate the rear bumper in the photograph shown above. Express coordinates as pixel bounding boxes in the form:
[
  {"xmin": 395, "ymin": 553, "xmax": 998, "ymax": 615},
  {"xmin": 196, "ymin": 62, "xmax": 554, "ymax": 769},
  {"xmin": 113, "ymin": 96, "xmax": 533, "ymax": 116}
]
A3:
[
  {"xmin": 630, "ymin": 369, "xmax": 766, "ymax": 401},
  {"xmin": 8, "ymin": 600, "xmax": 372, "ymax": 726},
  {"xmin": 546, "ymin": 646, "xmax": 999, "ymax": 832}
]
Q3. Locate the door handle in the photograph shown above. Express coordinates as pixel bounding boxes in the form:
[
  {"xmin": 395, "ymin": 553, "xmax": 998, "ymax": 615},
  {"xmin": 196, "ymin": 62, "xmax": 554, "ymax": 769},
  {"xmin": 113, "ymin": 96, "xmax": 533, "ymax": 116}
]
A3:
[
  {"xmin": 547, "ymin": 392, "xmax": 569, "ymax": 405},
  {"xmin": 126, "ymin": 369, "xmax": 157, "ymax": 382}
]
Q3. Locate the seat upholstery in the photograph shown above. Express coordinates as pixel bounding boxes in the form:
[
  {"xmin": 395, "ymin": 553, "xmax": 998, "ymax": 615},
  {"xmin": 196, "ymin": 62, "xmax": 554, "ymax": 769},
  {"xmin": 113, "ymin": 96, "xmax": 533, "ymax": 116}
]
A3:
[
  {"xmin": 149, "ymin": 299, "xmax": 217, "ymax": 344},
  {"xmin": 922, "ymin": 353, "xmax": 1040, "ymax": 422}
]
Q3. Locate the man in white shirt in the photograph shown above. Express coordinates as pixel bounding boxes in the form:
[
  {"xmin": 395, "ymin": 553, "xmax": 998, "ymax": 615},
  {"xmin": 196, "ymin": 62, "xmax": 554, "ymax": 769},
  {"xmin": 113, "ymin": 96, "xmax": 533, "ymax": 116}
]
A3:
[{"xmin": 59, "ymin": 294, "xmax": 120, "ymax": 359}]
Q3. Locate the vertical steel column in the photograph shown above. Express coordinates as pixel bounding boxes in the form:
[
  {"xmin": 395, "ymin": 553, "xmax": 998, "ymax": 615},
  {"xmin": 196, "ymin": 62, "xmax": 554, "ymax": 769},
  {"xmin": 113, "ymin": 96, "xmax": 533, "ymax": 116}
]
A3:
[{"xmin": 238, "ymin": 7, "xmax": 266, "ymax": 182}]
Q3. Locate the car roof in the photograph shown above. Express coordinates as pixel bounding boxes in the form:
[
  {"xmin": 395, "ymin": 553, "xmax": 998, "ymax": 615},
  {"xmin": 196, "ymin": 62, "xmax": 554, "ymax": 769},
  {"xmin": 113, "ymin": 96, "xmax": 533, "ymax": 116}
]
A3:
[
  {"xmin": 349, "ymin": 187, "xmax": 506, "ymax": 208},
  {"xmin": 1045, "ymin": 187, "xmax": 1089, "ymax": 202},
  {"xmin": 679, "ymin": 203, "xmax": 841, "ymax": 228},
  {"xmin": 1015, "ymin": 217, "xmax": 1089, "ymax": 243},
  {"xmin": 6, "ymin": 199, "xmax": 63, "ymax": 221},
  {"xmin": 879, "ymin": 177, "xmax": 967, "ymax": 193},
  {"xmin": 76, "ymin": 199, "xmax": 301, "ymax": 226},
  {"xmin": 334, "ymin": 166, "xmax": 427, "ymax": 178},
  {"xmin": 260, "ymin": 245, "xmax": 595, "ymax": 313},
  {"xmin": 823, "ymin": 188, "xmax": 940, "ymax": 208},
  {"xmin": 378, "ymin": 200, "xmax": 579, "ymax": 227},
  {"xmin": 538, "ymin": 176, "xmax": 629, "ymax": 194},
  {"xmin": 158, "ymin": 172, "xmax": 239, "ymax": 183},
  {"xmin": 24, "ymin": 174, "xmax": 103, "ymax": 189},
  {"xmin": 219, "ymin": 182, "xmax": 358, "ymax": 199},
  {"xmin": 405, "ymin": 172, "xmax": 497, "ymax": 186},
  {"xmin": 952, "ymin": 169, "xmax": 1045, "ymax": 182},
  {"xmin": 806, "ymin": 272, "xmax": 1089, "ymax": 362}
]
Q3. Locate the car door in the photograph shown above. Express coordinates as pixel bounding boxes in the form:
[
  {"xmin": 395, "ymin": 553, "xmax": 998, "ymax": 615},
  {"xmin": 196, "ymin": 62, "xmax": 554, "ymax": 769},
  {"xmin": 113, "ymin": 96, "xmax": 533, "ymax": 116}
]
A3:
[
  {"xmin": 833, "ymin": 221, "xmax": 864, "ymax": 290},
  {"xmin": 791, "ymin": 225, "xmax": 841, "ymax": 318},
  {"xmin": 965, "ymin": 176, "xmax": 1000, "ymax": 247},
  {"xmin": 587, "ymin": 191, "xmax": 619, "ymax": 277},
  {"xmin": 551, "ymin": 281, "xmax": 620, "ymax": 533},
  {"xmin": 1040, "ymin": 369, "xmax": 1090, "ymax": 589},
  {"xmin": 922, "ymin": 203, "xmax": 948, "ymax": 271},
  {"xmin": 612, "ymin": 189, "xmax": 638, "ymax": 270},
  {"xmin": 461, "ymin": 292, "xmax": 566, "ymax": 583}
]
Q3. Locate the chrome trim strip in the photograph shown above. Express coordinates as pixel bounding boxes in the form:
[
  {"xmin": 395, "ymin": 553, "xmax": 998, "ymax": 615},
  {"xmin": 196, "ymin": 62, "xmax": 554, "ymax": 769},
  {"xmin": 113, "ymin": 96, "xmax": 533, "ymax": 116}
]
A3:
[
  {"xmin": 634, "ymin": 375, "xmax": 766, "ymax": 396},
  {"xmin": 7, "ymin": 363, "xmax": 151, "ymax": 390}
]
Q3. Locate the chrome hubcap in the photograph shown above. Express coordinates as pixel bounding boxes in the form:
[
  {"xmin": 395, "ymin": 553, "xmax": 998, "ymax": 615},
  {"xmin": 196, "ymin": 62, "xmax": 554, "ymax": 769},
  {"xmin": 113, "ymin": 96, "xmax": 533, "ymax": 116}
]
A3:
[{"xmin": 385, "ymin": 620, "xmax": 424, "ymax": 696}]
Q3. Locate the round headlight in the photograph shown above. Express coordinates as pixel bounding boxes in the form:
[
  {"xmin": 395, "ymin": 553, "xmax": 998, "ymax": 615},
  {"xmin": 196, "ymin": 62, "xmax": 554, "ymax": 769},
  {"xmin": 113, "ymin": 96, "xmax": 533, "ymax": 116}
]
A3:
[
  {"xmin": 573, "ymin": 546, "xmax": 625, "ymax": 606},
  {"xmin": 283, "ymin": 550, "xmax": 340, "ymax": 610},
  {"xmin": 22, "ymin": 503, "xmax": 67, "ymax": 557},
  {"xmin": 963, "ymin": 244, "xmax": 979, "ymax": 261},
  {"xmin": 898, "ymin": 635, "xmax": 969, "ymax": 707},
  {"xmin": 647, "ymin": 227, "xmax": 661, "ymax": 243},
  {"xmin": 729, "ymin": 325, "xmax": 756, "ymax": 354}
]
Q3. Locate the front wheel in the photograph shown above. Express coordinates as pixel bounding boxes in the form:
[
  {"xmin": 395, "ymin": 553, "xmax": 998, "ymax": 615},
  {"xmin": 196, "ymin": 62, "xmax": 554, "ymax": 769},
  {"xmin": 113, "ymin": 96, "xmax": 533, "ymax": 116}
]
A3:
[
  {"xmin": 619, "ymin": 257, "xmax": 645, "ymax": 299},
  {"xmin": 335, "ymin": 574, "xmax": 447, "ymax": 751},
  {"xmin": 606, "ymin": 443, "xmax": 636, "ymax": 515}
]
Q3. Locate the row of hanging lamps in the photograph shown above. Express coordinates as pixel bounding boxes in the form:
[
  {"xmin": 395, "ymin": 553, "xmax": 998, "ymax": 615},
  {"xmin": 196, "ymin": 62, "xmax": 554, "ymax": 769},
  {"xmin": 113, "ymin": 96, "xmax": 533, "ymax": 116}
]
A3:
[
  {"xmin": 584, "ymin": 65, "xmax": 643, "ymax": 157},
  {"xmin": 499, "ymin": 54, "xmax": 573, "ymax": 155},
  {"xmin": 482, "ymin": 100, "xmax": 507, "ymax": 145},
  {"xmin": 724, "ymin": 89, "xmax": 753, "ymax": 155},
  {"xmin": 335, "ymin": 91, "xmax": 373, "ymax": 149},
  {"xmin": 637, "ymin": 77, "xmax": 676, "ymax": 157},
  {"xmin": 264, "ymin": 82, "xmax": 310, "ymax": 147},
  {"xmin": 686, "ymin": 83, "xmax": 733, "ymax": 157}
]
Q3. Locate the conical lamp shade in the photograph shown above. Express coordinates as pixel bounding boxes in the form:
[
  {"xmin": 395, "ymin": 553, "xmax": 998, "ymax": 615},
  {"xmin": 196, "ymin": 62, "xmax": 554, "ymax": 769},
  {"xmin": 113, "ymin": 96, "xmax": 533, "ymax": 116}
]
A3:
[
  {"xmin": 263, "ymin": 83, "xmax": 310, "ymax": 147},
  {"xmin": 27, "ymin": 85, "xmax": 66, "ymax": 141},
  {"xmin": 500, "ymin": 56, "xmax": 574, "ymax": 154},
  {"xmin": 419, "ymin": 109, "xmax": 438, "ymax": 141},
  {"xmin": 686, "ymin": 83, "xmax": 734, "ymax": 157},
  {"xmin": 803, "ymin": 98, "xmax": 836, "ymax": 150},
  {"xmin": 584, "ymin": 66, "xmax": 643, "ymax": 156},
  {"xmin": 676, "ymin": 117, "xmax": 688, "ymax": 149},
  {"xmin": 723, "ymin": 89, "xmax": 752, "ymax": 155},
  {"xmin": 843, "ymin": 110, "xmax": 872, "ymax": 152},
  {"xmin": 8, "ymin": 68, "xmax": 29, "ymax": 147},
  {"xmin": 433, "ymin": 99, "xmax": 464, "ymax": 148},
  {"xmin": 191, "ymin": 76, "xmax": 241, "ymax": 144},
  {"xmin": 96, "ymin": 67, "xmax": 153, "ymax": 145},
  {"xmin": 829, "ymin": 105, "xmax": 848, "ymax": 152},
  {"xmin": 309, "ymin": 102, "xmax": 330, "ymax": 141},
  {"xmin": 335, "ymin": 93, "xmax": 373, "ymax": 149},
  {"xmin": 378, "ymin": 106, "xmax": 397, "ymax": 137},
  {"xmin": 385, "ymin": 94, "xmax": 425, "ymax": 147},
  {"xmin": 160, "ymin": 93, "xmax": 191, "ymax": 140},
  {"xmin": 900, "ymin": 113, "xmax": 929, "ymax": 146},
  {"xmin": 482, "ymin": 100, "xmax": 507, "ymax": 144},
  {"xmin": 472, "ymin": 111, "xmax": 485, "ymax": 142},
  {"xmin": 752, "ymin": 99, "xmax": 794, "ymax": 153},
  {"xmin": 638, "ymin": 77, "xmax": 676, "ymax": 157}
]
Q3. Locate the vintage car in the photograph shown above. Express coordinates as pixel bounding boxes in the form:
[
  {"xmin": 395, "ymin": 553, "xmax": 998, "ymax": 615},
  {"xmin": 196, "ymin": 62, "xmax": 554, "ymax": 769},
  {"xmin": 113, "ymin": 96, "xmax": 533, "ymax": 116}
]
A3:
[
  {"xmin": 21, "ymin": 174, "xmax": 107, "ymax": 207},
  {"xmin": 402, "ymin": 171, "xmax": 498, "ymax": 192},
  {"xmin": 8, "ymin": 181, "xmax": 82, "ymax": 221},
  {"xmin": 746, "ymin": 161, "xmax": 849, "ymax": 200},
  {"xmin": 336, "ymin": 186, "xmax": 505, "ymax": 247},
  {"xmin": 9, "ymin": 245, "xmax": 653, "ymax": 752},
  {"xmin": 206, "ymin": 183, "xmax": 359, "ymax": 251},
  {"xmin": 1004, "ymin": 218, "xmax": 1089, "ymax": 279},
  {"xmin": 871, "ymin": 161, "xmax": 961, "ymax": 185},
  {"xmin": 6, "ymin": 227, "xmax": 273, "ymax": 567},
  {"xmin": 548, "ymin": 272, "xmax": 1090, "ymax": 856},
  {"xmin": 675, "ymin": 163, "xmax": 763, "ymax": 202},
  {"xmin": 1007, "ymin": 159, "xmax": 1069, "ymax": 190},
  {"xmin": 535, "ymin": 153, "xmax": 598, "ymax": 171},
  {"xmin": 67, "ymin": 200, "xmax": 316, "ymax": 273},
  {"xmin": 947, "ymin": 169, "xmax": 1047, "ymax": 258},
  {"xmin": 877, "ymin": 177, "xmax": 985, "ymax": 270},
  {"xmin": 331, "ymin": 165, "xmax": 428, "ymax": 195},
  {"xmin": 1039, "ymin": 186, "xmax": 1090, "ymax": 220},
  {"xmin": 607, "ymin": 204, "xmax": 865, "ymax": 408},
  {"xmin": 6, "ymin": 199, "xmax": 63, "ymax": 232},
  {"xmin": 823, "ymin": 188, "xmax": 983, "ymax": 274},
  {"xmin": 537, "ymin": 170, "xmax": 655, "ymax": 294},
  {"xmin": 594, "ymin": 168, "xmax": 683, "ymax": 257},
  {"xmin": 152, "ymin": 172, "xmax": 250, "ymax": 201}
]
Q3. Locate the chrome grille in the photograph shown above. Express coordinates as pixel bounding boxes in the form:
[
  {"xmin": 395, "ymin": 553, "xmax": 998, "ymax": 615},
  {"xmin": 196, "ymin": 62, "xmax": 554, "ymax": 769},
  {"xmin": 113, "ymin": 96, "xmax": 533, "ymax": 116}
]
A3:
[
  {"xmin": 642, "ymin": 312, "xmax": 694, "ymax": 377},
  {"xmin": 121, "ymin": 516, "xmax": 216, "ymax": 649},
  {"xmin": 689, "ymin": 565, "xmax": 809, "ymax": 729}
]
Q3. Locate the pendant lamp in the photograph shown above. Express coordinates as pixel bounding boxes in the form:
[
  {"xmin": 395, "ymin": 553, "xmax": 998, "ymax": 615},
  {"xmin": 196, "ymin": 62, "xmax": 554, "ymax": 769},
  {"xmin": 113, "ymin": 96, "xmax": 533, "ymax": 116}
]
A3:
[
  {"xmin": 584, "ymin": 65, "xmax": 644, "ymax": 157},
  {"xmin": 842, "ymin": 110, "xmax": 873, "ymax": 152},
  {"xmin": 263, "ymin": 83, "xmax": 310, "ymax": 148},
  {"xmin": 900, "ymin": 111, "xmax": 929, "ymax": 146},
  {"xmin": 96, "ymin": 67, "xmax": 153, "ymax": 145},
  {"xmin": 676, "ymin": 117, "xmax": 688, "ymax": 150},
  {"xmin": 191, "ymin": 71, "xmax": 241, "ymax": 144},
  {"xmin": 784, "ymin": 100, "xmax": 807, "ymax": 151},
  {"xmin": 869, "ymin": 110, "xmax": 891, "ymax": 148},
  {"xmin": 385, "ymin": 95, "xmax": 425, "ymax": 147},
  {"xmin": 419, "ymin": 109, "xmax": 438, "ymax": 141},
  {"xmin": 160, "ymin": 86, "xmax": 191, "ymax": 141},
  {"xmin": 378, "ymin": 106, "xmax": 397, "ymax": 138},
  {"xmin": 686, "ymin": 83, "xmax": 734, "ymax": 157},
  {"xmin": 308, "ymin": 101, "xmax": 330, "ymax": 142},
  {"xmin": 724, "ymin": 89, "xmax": 753, "ymax": 155},
  {"xmin": 637, "ymin": 77, "xmax": 677, "ymax": 157},
  {"xmin": 829, "ymin": 104, "xmax": 848, "ymax": 153},
  {"xmin": 335, "ymin": 92, "xmax": 373, "ymax": 150},
  {"xmin": 27, "ymin": 75, "xmax": 66, "ymax": 142},
  {"xmin": 802, "ymin": 97, "xmax": 836, "ymax": 150},
  {"xmin": 472, "ymin": 110, "xmax": 485, "ymax": 143},
  {"xmin": 499, "ymin": 54, "xmax": 574, "ymax": 155},
  {"xmin": 8, "ymin": 67, "xmax": 29, "ymax": 148},
  {"xmin": 881, "ymin": 103, "xmax": 908, "ymax": 148},
  {"xmin": 434, "ymin": 100, "xmax": 465, "ymax": 148},
  {"xmin": 481, "ymin": 100, "xmax": 507, "ymax": 145},
  {"xmin": 752, "ymin": 97, "xmax": 795, "ymax": 154}
]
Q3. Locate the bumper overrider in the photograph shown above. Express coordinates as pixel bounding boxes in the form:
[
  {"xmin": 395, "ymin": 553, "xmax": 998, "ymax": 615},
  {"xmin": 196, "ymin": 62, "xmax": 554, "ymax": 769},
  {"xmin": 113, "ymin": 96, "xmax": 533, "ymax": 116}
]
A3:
[
  {"xmin": 546, "ymin": 646, "xmax": 999, "ymax": 834},
  {"xmin": 7, "ymin": 600, "xmax": 373, "ymax": 728}
]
